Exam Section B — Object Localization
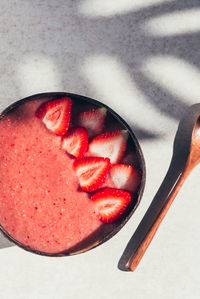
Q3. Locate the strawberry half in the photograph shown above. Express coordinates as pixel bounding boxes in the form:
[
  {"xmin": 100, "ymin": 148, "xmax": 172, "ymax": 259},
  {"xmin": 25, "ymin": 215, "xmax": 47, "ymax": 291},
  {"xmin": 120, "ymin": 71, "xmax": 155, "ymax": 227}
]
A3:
[
  {"xmin": 110, "ymin": 164, "xmax": 141, "ymax": 193},
  {"xmin": 88, "ymin": 130, "xmax": 128, "ymax": 164},
  {"xmin": 62, "ymin": 127, "xmax": 88, "ymax": 159},
  {"xmin": 73, "ymin": 157, "xmax": 110, "ymax": 192},
  {"xmin": 91, "ymin": 188, "xmax": 131, "ymax": 223},
  {"xmin": 79, "ymin": 107, "xmax": 107, "ymax": 138},
  {"xmin": 35, "ymin": 97, "xmax": 72, "ymax": 136}
]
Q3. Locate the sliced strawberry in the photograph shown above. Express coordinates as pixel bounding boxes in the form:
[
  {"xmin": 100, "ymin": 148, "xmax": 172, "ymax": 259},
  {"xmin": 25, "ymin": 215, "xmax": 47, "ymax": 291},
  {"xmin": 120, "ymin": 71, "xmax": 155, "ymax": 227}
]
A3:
[
  {"xmin": 88, "ymin": 130, "xmax": 128, "ymax": 164},
  {"xmin": 73, "ymin": 157, "xmax": 110, "ymax": 192},
  {"xmin": 110, "ymin": 164, "xmax": 141, "ymax": 193},
  {"xmin": 91, "ymin": 188, "xmax": 131, "ymax": 223},
  {"xmin": 79, "ymin": 107, "xmax": 107, "ymax": 138},
  {"xmin": 62, "ymin": 127, "xmax": 88, "ymax": 159},
  {"xmin": 35, "ymin": 97, "xmax": 72, "ymax": 136}
]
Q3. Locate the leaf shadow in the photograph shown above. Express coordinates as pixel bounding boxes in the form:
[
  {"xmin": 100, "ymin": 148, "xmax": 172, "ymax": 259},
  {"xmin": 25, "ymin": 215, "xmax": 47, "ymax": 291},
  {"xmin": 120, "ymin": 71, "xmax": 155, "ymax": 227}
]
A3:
[{"xmin": 1, "ymin": 0, "xmax": 200, "ymax": 250}]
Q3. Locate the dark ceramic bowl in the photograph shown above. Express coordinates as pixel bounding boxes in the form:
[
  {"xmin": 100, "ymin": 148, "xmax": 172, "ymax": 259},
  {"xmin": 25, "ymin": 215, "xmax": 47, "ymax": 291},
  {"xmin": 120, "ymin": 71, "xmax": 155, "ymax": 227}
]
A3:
[{"xmin": 0, "ymin": 92, "xmax": 146, "ymax": 256}]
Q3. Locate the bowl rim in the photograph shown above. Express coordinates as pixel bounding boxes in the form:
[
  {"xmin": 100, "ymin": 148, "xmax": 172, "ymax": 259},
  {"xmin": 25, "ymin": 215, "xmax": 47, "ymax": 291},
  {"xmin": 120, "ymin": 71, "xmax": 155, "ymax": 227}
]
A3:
[{"xmin": 0, "ymin": 92, "xmax": 146, "ymax": 256}]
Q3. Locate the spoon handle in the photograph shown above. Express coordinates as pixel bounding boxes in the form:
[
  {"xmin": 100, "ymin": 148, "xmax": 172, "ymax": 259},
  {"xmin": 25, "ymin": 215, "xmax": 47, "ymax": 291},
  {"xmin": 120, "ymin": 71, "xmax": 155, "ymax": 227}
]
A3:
[{"xmin": 125, "ymin": 164, "xmax": 191, "ymax": 271}]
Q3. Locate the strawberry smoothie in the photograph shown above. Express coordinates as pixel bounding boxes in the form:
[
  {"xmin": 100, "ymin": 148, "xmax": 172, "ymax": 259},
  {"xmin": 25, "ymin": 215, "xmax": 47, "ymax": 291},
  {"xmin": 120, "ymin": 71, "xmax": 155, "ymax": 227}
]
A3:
[
  {"xmin": 0, "ymin": 95, "xmax": 142, "ymax": 255},
  {"xmin": 0, "ymin": 99, "xmax": 116, "ymax": 254}
]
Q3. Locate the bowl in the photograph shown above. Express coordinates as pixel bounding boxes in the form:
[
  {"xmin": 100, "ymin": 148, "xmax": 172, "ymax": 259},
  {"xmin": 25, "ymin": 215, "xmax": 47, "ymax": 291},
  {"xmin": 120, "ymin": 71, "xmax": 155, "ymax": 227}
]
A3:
[{"xmin": 0, "ymin": 92, "xmax": 146, "ymax": 256}]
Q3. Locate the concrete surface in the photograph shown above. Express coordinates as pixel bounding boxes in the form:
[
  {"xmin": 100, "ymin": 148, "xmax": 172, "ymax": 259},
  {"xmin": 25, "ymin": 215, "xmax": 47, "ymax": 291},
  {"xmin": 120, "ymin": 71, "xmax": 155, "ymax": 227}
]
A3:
[{"xmin": 0, "ymin": 0, "xmax": 200, "ymax": 298}]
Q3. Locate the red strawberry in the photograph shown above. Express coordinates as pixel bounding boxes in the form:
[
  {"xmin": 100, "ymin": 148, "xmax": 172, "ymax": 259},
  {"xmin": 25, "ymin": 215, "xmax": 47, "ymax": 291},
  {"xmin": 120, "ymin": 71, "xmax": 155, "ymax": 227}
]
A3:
[
  {"xmin": 88, "ymin": 130, "xmax": 128, "ymax": 164},
  {"xmin": 79, "ymin": 107, "xmax": 107, "ymax": 138},
  {"xmin": 35, "ymin": 97, "xmax": 72, "ymax": 136},
  {"xmin": 73, "ymin": 157, "xmax": 110, "ymax": 192},
  {"xmin": 91, "ymin": 188, "xmax": 131, "ymax": 223},
  {"xmin": 62, "ymin": 127, "xmax": 88, "ymax": 159},
  {"xmin": 110, "ymin": 164, "xmax": 141, "ymax": 193}
]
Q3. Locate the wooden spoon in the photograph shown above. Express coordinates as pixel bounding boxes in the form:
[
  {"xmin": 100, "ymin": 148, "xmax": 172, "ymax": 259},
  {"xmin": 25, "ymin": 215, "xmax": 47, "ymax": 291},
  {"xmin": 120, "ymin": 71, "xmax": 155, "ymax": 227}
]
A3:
[{"xmin": 118, "ymin": 103, "xmax": 200, "ymax": 271}]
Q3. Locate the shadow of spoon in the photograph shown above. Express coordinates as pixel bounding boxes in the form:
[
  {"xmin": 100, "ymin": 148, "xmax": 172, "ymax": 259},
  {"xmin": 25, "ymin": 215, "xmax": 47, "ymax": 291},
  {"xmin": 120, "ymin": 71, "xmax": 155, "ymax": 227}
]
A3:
[{"xmin": 118, "ymin": 103, "xmax": 200, "ymax": 271}]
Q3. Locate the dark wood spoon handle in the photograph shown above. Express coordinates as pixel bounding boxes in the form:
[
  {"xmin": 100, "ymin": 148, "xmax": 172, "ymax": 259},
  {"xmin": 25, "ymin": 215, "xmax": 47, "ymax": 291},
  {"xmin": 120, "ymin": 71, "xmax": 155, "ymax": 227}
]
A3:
[
  {"xmin": 127, "ymin": 173, "xmax": 190, "ymax": 270},
  {"xmin": 121, "ymin": 157, "xmax": 191, "ymax": 271}
]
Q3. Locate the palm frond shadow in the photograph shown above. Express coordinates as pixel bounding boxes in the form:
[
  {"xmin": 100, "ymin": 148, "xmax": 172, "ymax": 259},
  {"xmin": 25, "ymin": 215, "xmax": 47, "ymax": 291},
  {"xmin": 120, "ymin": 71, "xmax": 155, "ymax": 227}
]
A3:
[{"xmin": 0, "ymin": 0, "xmax": 200, "ymax": 249}]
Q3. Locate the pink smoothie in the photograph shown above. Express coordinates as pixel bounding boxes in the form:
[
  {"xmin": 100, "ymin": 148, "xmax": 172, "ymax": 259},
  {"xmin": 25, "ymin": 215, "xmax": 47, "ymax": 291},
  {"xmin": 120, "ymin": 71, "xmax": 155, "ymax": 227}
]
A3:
[{"xmin": 0, "ymin": 99, "xmax": 116, "ymax": 254}]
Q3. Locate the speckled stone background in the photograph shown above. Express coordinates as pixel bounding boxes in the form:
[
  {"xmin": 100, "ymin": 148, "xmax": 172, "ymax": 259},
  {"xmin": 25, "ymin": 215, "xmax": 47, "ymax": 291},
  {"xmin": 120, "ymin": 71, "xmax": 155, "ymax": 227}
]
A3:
[{"xmin": 1, "ymin": 0, "xmax": 200, "ymax": 298}]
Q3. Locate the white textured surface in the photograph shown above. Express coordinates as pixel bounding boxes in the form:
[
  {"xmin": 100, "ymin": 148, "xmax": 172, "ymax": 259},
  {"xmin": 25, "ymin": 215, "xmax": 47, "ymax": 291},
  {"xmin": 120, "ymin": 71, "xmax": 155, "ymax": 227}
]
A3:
[{"xmin": 1, "ymin": 0, "xmax": 200, "ymax": 298}]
